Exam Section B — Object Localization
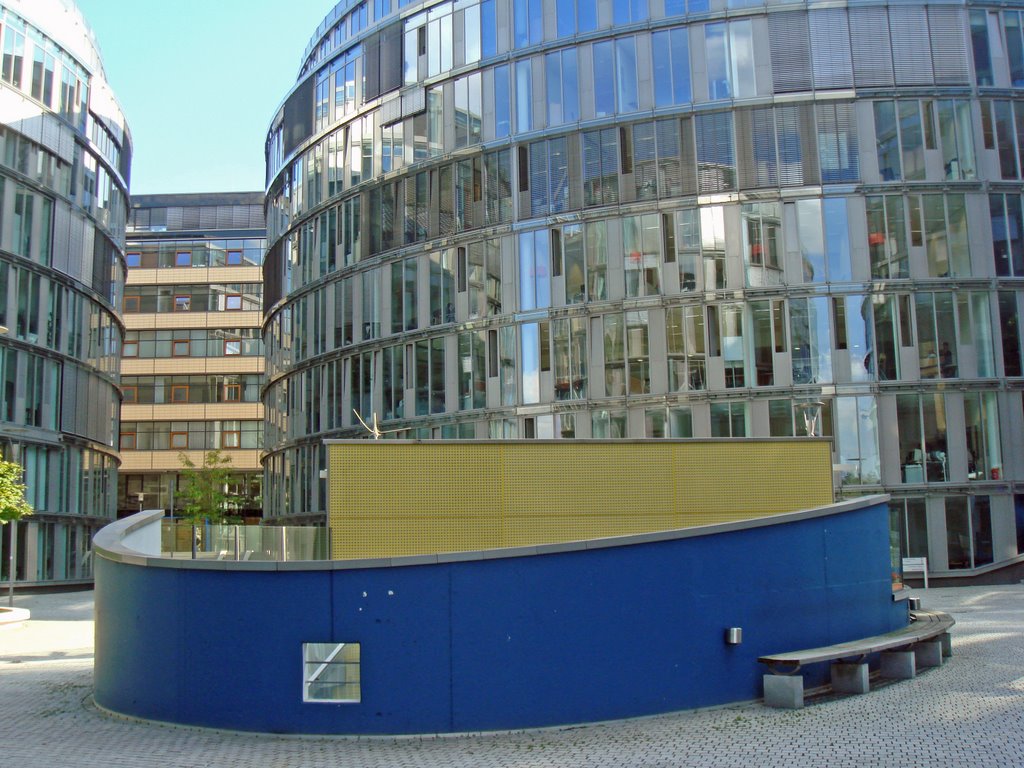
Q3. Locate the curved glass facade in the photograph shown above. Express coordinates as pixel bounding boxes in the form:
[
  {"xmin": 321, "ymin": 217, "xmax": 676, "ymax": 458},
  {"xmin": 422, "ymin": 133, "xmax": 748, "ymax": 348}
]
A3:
[
  {"xmin": 0, "ymin": 0, "xmax": 130, "ymax": 585},
  {"xmin": 264, "ymin": 0, "xmax": 1024, "ymax": 575}
]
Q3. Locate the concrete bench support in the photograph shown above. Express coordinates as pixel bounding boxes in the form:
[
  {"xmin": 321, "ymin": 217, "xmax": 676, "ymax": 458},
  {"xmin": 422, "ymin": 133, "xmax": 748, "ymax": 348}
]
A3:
[
  {"xmin": 880, "ymin": 650, "xmax": 916, "ymax": 679},
  {"xmin": 763, "ymin": 674, "xmax": 804, "ymax": 709},
  {"xmin": 940, "ymin": 632, "xmax": 953, "ymax": 658},
  {"xmin": 831, "ymin": 661, "xmax": 870, "ymax": 694},
  {"xmin": 915, "ymin": 641, "xmax": 943, "ymax": 668}
]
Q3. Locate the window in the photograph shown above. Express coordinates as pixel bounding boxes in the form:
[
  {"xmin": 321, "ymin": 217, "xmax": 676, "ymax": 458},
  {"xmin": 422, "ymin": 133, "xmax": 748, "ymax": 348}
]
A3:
[
  {"xmin": 303, "ymin": 642, "xmax": 360, "ymax": 703},
  {"xmin": 172, "ymin": 340, "xmax": 190, "ymax": 356},
  {"xmin": 651, "ymin": 28, "xmax": 691, "ymax": 107},
  {"xmin": 122, "ymin": 386, "xmax": 137, "ymax": 404},
  {"xmin": 175, "ymin": 251, "xmax": 191, "ymax": 267},
  {"xmin": 174, "ymin": 295, "xmax": 191, "ymax": 311},
  {"xmin": 170, "ymin": 385, "xmax": 189, "ymax": 403},
  {"xmin": 226, "ymin": 250, "xmax": 243, "ymax": 265},
  {"xmin": 224, "ymin": 383, "xmax": 242, "ymax": 402},
  {"xmin": 123, "ymin": 295, "xmax": 141, "ymax": 313},
  {"xmin": 170, "ymin": 432, "xmax": 188, "ymax": 450},
  {"xmin": 224, "ymin": 339, "xmax": 242, "ymax": 356},
  {"xmin": 222, "ymin": 430, "xmax": 241, "ymax": 449},
  {"xmin": 225, "ymin": 294, "xmax": 243, "ymax": 311},
  {"xmin": 126, "ymin": 252, "xmax": 142, "ymax": 268},
  {"xmin": 545, "ymin": 48, "xmax": 579, "ymax": 126},
  {"xmin": 123, "ymin": 341, "xmax": 138, "ymax": 357},
  {"xmin": 705, "ymin": 20, "xmax": 754, "ymax": 100},
  {"xmin": 120, "ymin": 432, "xmax": 136, "ymax": 450}
]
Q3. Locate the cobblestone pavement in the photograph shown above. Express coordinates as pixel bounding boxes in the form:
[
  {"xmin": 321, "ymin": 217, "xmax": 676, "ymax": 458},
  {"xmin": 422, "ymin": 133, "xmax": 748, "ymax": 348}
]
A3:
[{"xmin": 1, "ymin": 585, "xmax": 1022, "ymax": 767}]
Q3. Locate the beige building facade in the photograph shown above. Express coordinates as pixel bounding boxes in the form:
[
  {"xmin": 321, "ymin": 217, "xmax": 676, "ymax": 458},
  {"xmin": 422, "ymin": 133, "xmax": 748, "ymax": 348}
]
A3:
[{"xmin": 118, "ymin": 192, "xmax": 265, "ymax": 519}]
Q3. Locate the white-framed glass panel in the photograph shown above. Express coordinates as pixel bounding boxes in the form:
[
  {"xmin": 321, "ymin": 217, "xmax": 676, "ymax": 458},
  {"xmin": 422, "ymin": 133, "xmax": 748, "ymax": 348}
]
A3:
[{"xmin": 303, "ymin": 642, "xmax": 361, "ymax": 703}]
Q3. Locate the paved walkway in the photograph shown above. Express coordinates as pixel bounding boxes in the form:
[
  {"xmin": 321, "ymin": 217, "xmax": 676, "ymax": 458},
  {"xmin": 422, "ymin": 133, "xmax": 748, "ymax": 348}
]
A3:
[{"xmin": 1, "ymin": 585, "xmax": 1022, "ymax": 767}]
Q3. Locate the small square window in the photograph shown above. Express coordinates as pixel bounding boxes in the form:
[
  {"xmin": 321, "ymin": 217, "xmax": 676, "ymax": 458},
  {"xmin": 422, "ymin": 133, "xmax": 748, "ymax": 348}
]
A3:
[
  {"xmin": 225, "ymin": 294, "xmax": 243, "ymax": 311},
  {"xmin": 122, "ymin": 386, "xmax": 137, "ymax": 403},
  {"xmin": 123, "ymin": 341, "xmax": 138, "ymax": 357},
  {"xmin": 170, "ymin": 432, "xmax": 188, "ymax": 450},
  {"xmin": 120, "ymin": 432, "xmax": 136, "ymax": 450},
  {"xmin": 303, "ymin": 642, "xmax": 361, "ymax": 703},
  {"xmin": 224, "ymin": 339, "xmax": 242, "ymax": 355},
  {"xmin": 174, "ymin": 295, "xmax": 191, "ymax": 311},
  {"xmin": 126, "ymin": 252, "xmax": 142, "ymax": 268},
  {"xmin": 175, "ymin": 251, "xmax": 192, "ymax": 267},
  {"xmin": 226, "ymin": 250, "xmax": 243, "ymax": 265},
  {"xmin": 224, "ymin": 383, "xmax": 242, "ymax": 402},
  {"xmin": 123, "ymin": 295, "xmax": 141, "ymax": 313},
  {"xmin": 170, "ymin": 384, "xmax": 189, "ymax": 403},
  {"xmin": 222, "ymin": 430, "xmax": 241, "ymax": 449},
  {"xmin": 172, "ymin": 340, "xmax": 190, "ymax": 357}
]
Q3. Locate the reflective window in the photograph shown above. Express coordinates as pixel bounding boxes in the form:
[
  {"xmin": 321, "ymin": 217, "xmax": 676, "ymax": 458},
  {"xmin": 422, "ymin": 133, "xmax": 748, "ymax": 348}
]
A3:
[
  {"xmin": 493, "ymin": 64, "xmax": 511, "ymax": 138},
  {"xmin": 710, "ymin": 401, "xmax": 747, "ymax": 437},
  {"xmin": 622, "ymin": 213, "xmax": 660, "ymax": 298},
  {"xmin": 866, "ymin": 195, "xmax": 909, "ymax": 279},
  {"xmin": 790, "ymin": 296, "xmax": 832, "ymax": 384},
  {"xmin": 615, "ymin": 37, "xmax": 638, "ymax": 113},
  {"xmin": 513, "ymin": 0, "xmax": 543, "ymax": 49},
  {"xmin": 593, "ymin": 41, "xmax": 614, "ymax": 117},
  {"xmin": 519, "ymin": 230, "xmax": 551, "ymax": 311},
  {"xmin": 652, "ymin": 28, "xmax": 691, "ymax": 108},
  {"xmin": 705, "ymin": 20, "xmax": 754, "ymax": 100},
  {"xmin": 666, "ymin": 305, "xmax": 705, "ymax": 391},
  {"xmin": 303, "ymin": 642, "xmax": 360, "ymax": 703},
  {"xmin": 970, "ymin": 10, "xmax": 993, "ymax": 86},
  {"xmin": 835, "ymin": 396, "xmax": 880, "ymax": 486},
  {"xmin": 545, "ymin": 49, "xmax": 579, "ymax": 126},
  {"xmin": 515, "ymin": 59, "xmax": 532, "ymax": 132},
  {"xmin": 613, "ymin": 0, "xmax": 648, "ymax": 26}
]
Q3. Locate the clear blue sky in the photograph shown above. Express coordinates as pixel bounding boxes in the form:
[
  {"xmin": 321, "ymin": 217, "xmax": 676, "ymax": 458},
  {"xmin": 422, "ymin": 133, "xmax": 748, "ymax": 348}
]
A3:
[{"xmin": 74, "ymin": 0, "xmax": 335, "ymax": 195}]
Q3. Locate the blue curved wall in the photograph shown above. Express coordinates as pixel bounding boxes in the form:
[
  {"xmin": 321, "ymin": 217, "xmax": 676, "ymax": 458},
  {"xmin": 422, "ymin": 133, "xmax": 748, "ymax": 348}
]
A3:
[{"xmin": 94, "ymin": 498, "xmax": 906, "ymax": 734}]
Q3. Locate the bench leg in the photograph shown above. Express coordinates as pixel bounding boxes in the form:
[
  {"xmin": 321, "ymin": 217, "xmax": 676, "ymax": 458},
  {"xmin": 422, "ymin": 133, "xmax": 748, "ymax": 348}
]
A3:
[
  {"xmin": 915, "ymin": 641, "xmax": 943, "ymax": 668},
  {"xmin": 880, "ymin": 650, "xmax": 916, "ymax": 679},
  {"xmin": 763, "ymin": 674, "xmax": 804, "ymax": 709},
  {"xmin": 940, "ymin": 632, "xmax": 953, "ymax": 658},
  {"xmin": 831, "ymin": 662, "xmax": 870, "ymax": 694}
]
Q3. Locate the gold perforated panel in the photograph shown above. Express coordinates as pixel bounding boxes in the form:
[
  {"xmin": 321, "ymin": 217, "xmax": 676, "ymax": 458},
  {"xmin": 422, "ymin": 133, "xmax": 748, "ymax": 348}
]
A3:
[{"xmin": 327, "ymin": 440, "xmax": 833, "ymax": 560}]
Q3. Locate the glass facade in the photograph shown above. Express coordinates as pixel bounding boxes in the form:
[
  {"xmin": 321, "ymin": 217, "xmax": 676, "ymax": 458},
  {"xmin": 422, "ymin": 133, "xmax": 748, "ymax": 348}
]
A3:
[
  {"xmin": 0, "ymin": 0, "xmax": 130, "ymax": 585},
  {"xmin": 264, "ymin": 0, "xmax": 1024, "ymax": 575}
]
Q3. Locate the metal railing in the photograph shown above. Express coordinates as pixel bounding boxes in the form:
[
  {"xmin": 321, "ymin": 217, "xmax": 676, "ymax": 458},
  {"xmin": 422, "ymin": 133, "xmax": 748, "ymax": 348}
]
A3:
[{"xmin": 161, "ymin": 522, "xmax": 329, "ymax": 561}]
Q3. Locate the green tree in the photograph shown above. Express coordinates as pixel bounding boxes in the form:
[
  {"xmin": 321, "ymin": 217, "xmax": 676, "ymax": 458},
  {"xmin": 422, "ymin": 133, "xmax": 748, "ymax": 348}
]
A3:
[
  {"xmin": 177, "ymin": 449, "xmax": 237, "ymax": 524},
  {"xmin": 0, "ymin": 451, "xmax": 33, "ymax": 524}
]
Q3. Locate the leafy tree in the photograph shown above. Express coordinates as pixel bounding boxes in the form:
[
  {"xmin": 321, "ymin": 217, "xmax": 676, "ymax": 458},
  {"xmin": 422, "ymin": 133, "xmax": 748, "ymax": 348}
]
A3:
[
  {"xmin": 0, "ymin": 451, "xmax": 33, "ymax": 524},
  {"xmin": 177, "ymin": 449, "xmax": 237, "ymax": 524}
]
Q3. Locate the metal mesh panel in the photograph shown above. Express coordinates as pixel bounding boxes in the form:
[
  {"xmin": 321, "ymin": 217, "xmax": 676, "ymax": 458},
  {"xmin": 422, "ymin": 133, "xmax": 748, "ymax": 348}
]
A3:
[{"xmin": 327, "ymin": 440, "xmax": 835, "ymax": 559}]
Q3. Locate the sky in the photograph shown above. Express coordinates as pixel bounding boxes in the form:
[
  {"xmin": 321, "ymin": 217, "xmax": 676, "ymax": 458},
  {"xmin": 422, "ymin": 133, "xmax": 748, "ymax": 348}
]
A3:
[{"xmin": 73, "ymin": 0, "xmax": 336, "ymax": 195}]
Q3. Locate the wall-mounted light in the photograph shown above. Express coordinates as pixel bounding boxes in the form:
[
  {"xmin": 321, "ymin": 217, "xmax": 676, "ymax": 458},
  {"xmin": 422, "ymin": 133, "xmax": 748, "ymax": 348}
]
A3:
[{"xmin": 725, "ymin": 627, "xmax": 743, "ymax": 645}]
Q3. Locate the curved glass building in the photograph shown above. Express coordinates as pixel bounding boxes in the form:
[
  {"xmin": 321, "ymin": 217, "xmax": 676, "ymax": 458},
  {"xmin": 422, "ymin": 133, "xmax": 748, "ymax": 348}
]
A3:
[
  {"xmin": 0, "ymin": 0, "xmax": 130, "ymax": 585},
  {"xmin": 264, "ymin": 0, "xmax": 1024, "ymax": 577}
]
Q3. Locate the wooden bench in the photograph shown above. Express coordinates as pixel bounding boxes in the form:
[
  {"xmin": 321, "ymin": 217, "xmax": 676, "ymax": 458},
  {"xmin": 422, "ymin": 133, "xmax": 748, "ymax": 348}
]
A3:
[{"xmin": 758, "ymin": 609, "xmax": 954, "ymax": 708}]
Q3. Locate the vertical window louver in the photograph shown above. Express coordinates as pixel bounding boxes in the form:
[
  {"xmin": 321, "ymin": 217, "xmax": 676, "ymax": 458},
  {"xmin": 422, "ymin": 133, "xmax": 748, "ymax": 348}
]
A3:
[
  {"xmin": 810, "ymin": 9, "xmax": 853, "ymax": 90},
  {"xmin": 928, "ymin": 7, "xmax": 970, "ymax": 85},
  {"xmin": 736, "ymin": 107, "xmax": 778, "ymax": 189},
  {"xmin": 889, "ymin": 7, "xmax": 934, "ymax": 86},
  {"xmin": 769, "ymin": 11, "xmax": 811, "ymax": 93},
  {"xmin": 850, "ymin": 7, "xmax": 894, "ymax": 87}
]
